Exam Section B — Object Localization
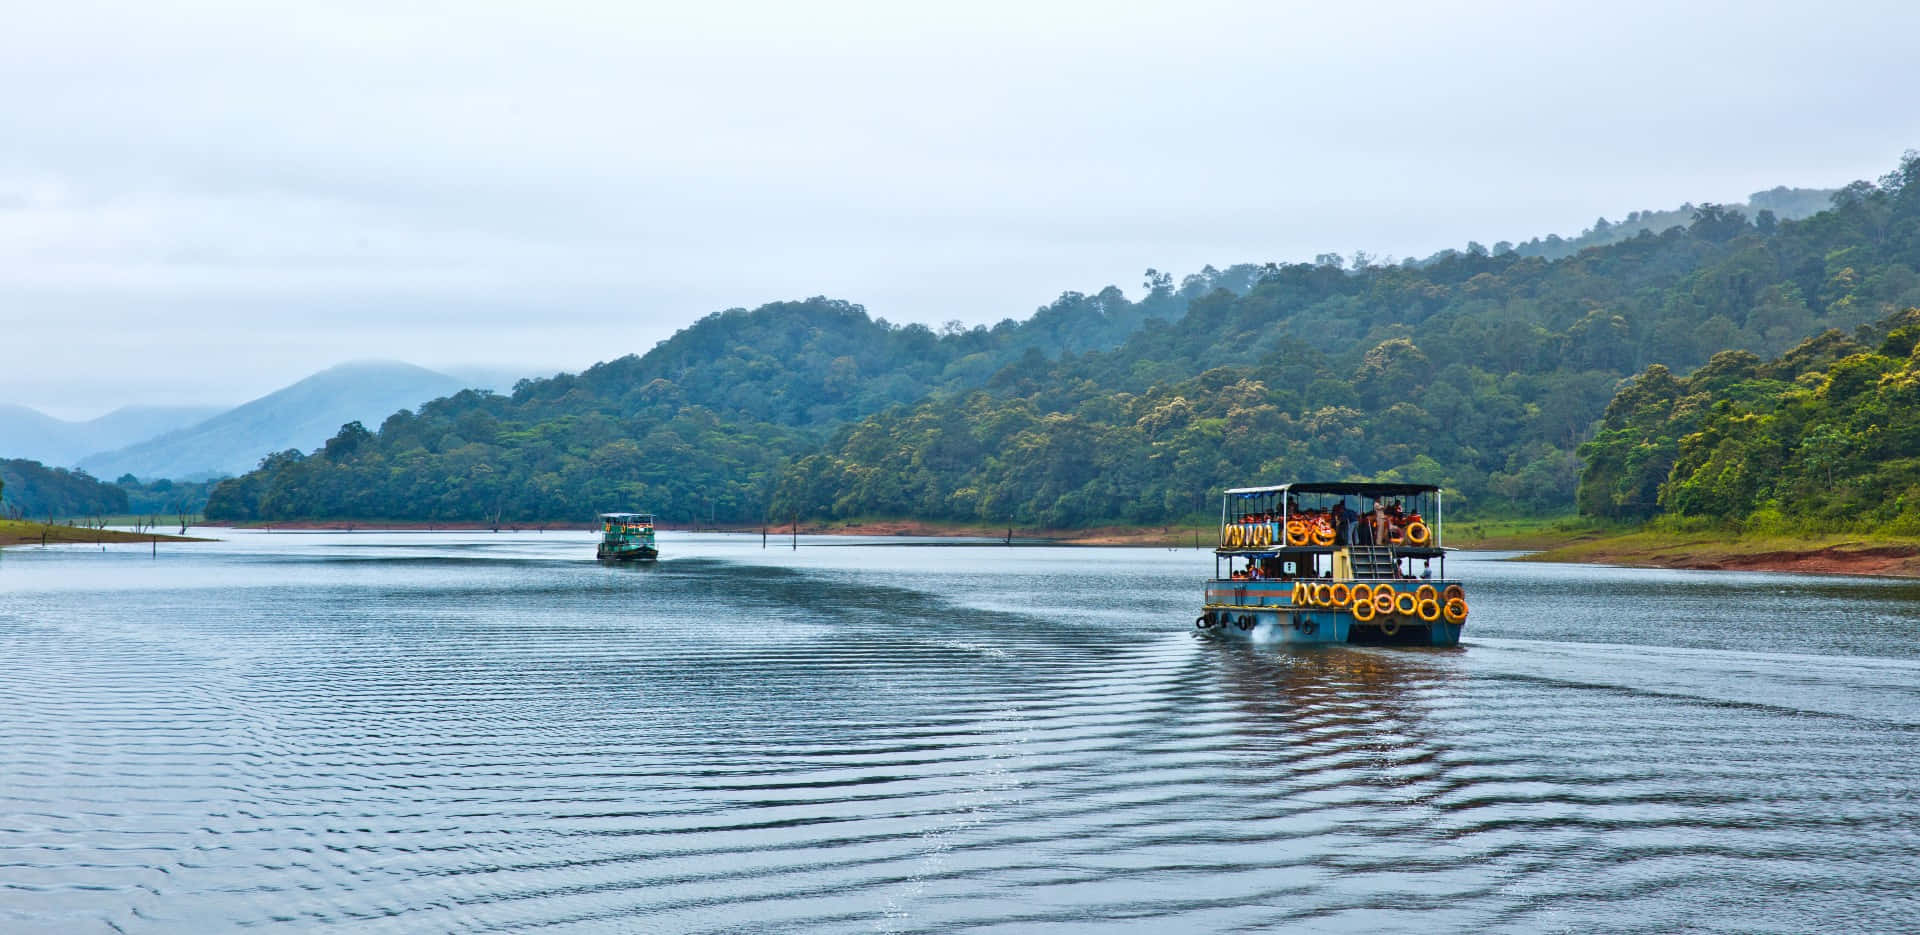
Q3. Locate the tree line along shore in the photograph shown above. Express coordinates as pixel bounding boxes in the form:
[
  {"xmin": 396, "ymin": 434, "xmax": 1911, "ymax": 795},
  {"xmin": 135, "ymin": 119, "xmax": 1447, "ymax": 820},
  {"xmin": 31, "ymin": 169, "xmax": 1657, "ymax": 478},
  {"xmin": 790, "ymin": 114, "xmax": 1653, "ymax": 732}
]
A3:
[{"xmin": 8, "ymin": 513, "xmax": 1918, "ymax": 579}]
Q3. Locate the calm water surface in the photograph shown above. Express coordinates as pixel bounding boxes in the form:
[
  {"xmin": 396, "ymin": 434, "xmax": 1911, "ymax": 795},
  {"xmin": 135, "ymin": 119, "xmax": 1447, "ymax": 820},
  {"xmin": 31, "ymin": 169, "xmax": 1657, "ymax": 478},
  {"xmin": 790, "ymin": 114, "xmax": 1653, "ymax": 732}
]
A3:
[{"xmin": 3, "ymin": 531, "xmax": 1919, "ymax": 933}]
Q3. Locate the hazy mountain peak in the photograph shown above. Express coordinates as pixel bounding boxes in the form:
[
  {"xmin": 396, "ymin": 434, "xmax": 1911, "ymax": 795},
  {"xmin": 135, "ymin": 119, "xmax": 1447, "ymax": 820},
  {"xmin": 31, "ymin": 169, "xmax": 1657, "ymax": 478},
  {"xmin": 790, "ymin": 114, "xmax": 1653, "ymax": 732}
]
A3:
[
  {"xmin": 0, "ymin": 403, "xmax": 226, "ymax": 468},
  {"xmin": 75, "ymin": 362, "xmax": 476, "ymax": 480}
]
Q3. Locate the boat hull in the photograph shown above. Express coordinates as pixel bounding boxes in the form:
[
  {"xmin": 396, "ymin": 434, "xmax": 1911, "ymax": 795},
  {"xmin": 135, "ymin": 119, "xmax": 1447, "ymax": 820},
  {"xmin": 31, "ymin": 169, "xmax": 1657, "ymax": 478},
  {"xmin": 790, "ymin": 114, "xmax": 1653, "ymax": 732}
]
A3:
[
  {"xmin": 1201, "ymin": 580, "xmax": 1464, "ymax": 646},
  {"xmin": 596, "ymin": 545, "xmax": 658, "ymax": 562}
]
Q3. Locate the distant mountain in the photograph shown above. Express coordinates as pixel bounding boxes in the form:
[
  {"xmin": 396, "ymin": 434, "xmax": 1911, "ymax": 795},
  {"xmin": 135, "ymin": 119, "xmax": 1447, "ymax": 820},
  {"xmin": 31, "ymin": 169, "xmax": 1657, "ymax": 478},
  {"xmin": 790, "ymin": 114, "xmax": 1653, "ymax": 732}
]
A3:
[
  {"xmin": 78, "ymin": 361, "xmax": 472, "ymax": 480},
  {"xmin": 0, "ymin": 404, "xmax": 224, "ymax": 468}
]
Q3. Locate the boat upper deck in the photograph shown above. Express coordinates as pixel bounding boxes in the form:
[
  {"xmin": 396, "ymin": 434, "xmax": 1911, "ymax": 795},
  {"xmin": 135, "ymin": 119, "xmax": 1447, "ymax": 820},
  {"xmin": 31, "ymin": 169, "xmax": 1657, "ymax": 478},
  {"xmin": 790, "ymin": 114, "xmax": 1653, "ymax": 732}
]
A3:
[{"xmin": 1216, "ymin": 481, "xmax": 1444, "ymax": 556}]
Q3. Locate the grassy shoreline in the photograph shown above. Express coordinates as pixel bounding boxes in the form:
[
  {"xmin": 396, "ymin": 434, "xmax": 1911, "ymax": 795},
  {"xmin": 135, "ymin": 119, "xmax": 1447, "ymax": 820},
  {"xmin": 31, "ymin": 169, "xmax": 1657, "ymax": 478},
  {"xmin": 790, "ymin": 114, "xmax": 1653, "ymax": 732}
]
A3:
[
  {"xmin": 0, "ymin": 519, "xmax": 212, "ymax": 549},
  {"xmin": 1521, "ymin": 529, "xmax": 1920, "ymax": 578},
  {"xmin": 60, "ymin": 515, "xmax": 1919, "ymax": 576}
]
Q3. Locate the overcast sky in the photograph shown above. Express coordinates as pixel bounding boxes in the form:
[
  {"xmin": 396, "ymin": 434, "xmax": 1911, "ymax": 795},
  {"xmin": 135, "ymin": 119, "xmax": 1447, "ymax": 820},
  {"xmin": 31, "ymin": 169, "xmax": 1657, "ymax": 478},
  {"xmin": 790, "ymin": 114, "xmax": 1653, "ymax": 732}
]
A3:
[{"xmin": 5, "ymin": 0, "xmax": 1917, "ymax": 418}]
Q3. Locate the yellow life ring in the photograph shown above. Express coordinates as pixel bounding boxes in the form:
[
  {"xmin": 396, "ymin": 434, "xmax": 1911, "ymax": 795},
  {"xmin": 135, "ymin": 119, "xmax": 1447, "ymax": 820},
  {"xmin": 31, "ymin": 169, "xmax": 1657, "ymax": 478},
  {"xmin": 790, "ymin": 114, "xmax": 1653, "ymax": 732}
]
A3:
[
  {"xmin": 1407, "ymin": 522, "xmax": 1431, "ymax": 546},
  {"xmin": 1443, "ymin": 598, "xmax": 1469, "ymax": 624},
  {"xmin": 1312, "ymin": 525, "xmax": 1335, "ymax": 547},
  {"xmin": 1286, "ymin": 522, "xmax": 1309, "ymax": 546},
  {"xmin": 1352, "ymin": 598, "xmax": 1376, "ymax": 622},
  {"xmin": 1329, "ymin": 582, "xmax": 1351, "ymax": 605},
  {"xmin": 1312, "ymin": 583, "xmax": 1333, "ymax": 607},
  {"xmin": 1414, "ymin": 584, "xmax": 1438, "ymax": 604},
  {"xmin": 1257, "ymin": 524, "xmax": 1272, "ymax": 547},
  {"xmin": 1417, "ymin": 598, "xmax": 1441, "ymax": 622},
  {"xmin": 1373, "ymin": 588, "xmax": 1396, "ymax": 614},
  {"xmin": 1443, "ymin": 584, "xmax": 1466, "ymax": 603},
  {"xmin": 1394, "ymin": 591, "xmax": 1418, "ymax": 616},
  {"xmin": 1350, "ymin": 583, "xmax": 1374, "ymax": 605},
  {"xmin": 1221, "ymin": 525, "xmax": 1235, "ymax": 547}
]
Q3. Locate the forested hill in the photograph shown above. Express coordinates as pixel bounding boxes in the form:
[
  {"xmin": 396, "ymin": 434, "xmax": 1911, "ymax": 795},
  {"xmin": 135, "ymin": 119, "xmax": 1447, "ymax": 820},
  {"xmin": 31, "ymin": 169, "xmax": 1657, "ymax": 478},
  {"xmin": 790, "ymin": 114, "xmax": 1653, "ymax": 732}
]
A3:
[
  {"xmin": 209, "ymin": 154, "xmax": 1920, "ymax": 527},
  {"xmin": 1574, "ymin": 157, "xmax": 1920, "ymax": 530},
  {"xmin": 775, "ymin": 156, "xmax": 1920, "ymax": 527},
  {"xmin": 1, "ymin": 460, "xmax": 128, "ymax": 518},
  {"xmin": 202, "ymin": 269, "xmax": 1260, "ymax": 523}
]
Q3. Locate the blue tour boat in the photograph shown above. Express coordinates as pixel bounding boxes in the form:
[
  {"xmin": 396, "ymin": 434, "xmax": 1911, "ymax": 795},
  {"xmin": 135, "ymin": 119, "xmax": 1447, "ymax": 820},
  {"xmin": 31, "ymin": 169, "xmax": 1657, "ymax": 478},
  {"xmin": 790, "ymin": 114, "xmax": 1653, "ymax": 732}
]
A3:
[{"xmin": 1199, "ymin": 482, "xmax": 1468, "ymax": 645}]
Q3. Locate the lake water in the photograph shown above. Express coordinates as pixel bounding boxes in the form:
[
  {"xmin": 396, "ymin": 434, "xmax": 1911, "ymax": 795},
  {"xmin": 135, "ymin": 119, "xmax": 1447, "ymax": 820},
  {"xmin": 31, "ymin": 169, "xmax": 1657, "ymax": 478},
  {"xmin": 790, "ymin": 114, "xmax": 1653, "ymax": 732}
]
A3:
[{"xmin": 4, "ymin": 531, "xmax": 1919, "ymax": 933}]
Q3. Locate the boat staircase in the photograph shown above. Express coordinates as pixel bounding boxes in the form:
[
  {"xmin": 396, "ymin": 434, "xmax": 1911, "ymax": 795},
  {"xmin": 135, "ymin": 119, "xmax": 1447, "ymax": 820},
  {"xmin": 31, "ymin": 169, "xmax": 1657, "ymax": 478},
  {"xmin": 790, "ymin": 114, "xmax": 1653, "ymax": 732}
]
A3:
[{"xmin": 1346, "ymin": 545, "xmax": 1398, "ymax": 580}]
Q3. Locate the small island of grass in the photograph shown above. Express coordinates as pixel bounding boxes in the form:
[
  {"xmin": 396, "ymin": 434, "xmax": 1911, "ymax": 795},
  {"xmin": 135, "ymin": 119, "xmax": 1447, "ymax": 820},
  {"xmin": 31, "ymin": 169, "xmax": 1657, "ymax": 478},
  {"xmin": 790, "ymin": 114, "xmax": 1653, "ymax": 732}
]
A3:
[{"xmin": 0, "ymin": 519, "xmax": 213, "ymax": 549}]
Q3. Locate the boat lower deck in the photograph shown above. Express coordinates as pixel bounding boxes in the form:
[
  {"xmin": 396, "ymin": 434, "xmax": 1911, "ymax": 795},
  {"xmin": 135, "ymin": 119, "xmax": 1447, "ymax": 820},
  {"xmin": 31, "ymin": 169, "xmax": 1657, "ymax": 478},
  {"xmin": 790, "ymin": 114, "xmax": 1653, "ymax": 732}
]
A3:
[{"xmin": 1201, "ymin": 578, "xmax": 1466, "ymax": 646}]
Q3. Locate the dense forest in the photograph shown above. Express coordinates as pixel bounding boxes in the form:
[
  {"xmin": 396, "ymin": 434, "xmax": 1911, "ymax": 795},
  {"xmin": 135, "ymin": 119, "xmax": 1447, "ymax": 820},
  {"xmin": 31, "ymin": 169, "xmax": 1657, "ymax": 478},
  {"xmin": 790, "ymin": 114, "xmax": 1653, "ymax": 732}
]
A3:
[
  {"xmin": 210, "ymin": 155, "xmax": 1920, "ymax": 528},
  {"xmin": 1577, "ymin": 305, "xmax": 1920, "ymax": 532},
  {"xmin": 0, "ymin": 459, "xmax": 129, "ymax": 518},
  {"xmin": 115, "ymin": 474, "xmax": 220, "ymax": 519}
]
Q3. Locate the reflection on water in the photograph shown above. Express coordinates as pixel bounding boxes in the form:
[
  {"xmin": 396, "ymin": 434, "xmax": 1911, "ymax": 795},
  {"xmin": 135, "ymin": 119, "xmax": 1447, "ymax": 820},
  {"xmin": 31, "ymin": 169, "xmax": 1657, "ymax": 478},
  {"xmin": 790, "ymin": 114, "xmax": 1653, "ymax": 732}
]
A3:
[{"xmin": 1, "ymin": 533, "xmax": 1918, "ymax": 932}]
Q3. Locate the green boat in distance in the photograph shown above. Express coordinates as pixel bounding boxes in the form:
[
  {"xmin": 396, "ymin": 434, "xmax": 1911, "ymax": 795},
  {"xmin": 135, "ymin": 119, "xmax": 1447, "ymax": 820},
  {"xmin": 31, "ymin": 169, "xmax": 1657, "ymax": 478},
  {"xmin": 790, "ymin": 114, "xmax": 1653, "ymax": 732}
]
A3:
[{"xmin": 596, "ymin": 512, "xmax": 658, "ymax": 562}]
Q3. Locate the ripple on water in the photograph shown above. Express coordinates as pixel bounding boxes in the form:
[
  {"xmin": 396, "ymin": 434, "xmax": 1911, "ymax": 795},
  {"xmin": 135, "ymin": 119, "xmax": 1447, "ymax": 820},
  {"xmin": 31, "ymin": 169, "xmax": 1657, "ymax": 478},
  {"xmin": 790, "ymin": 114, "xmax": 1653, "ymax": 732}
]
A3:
[{"xmin": 1, "ymin": 535, "xmax": 1918, "ymax": 932}]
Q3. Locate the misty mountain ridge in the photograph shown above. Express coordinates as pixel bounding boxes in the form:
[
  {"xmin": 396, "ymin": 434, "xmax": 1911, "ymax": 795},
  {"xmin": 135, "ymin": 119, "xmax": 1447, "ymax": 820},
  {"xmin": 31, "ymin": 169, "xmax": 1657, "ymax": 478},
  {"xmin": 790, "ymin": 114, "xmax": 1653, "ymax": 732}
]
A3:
[
  {"xmin": 1418, "ymin": 186, "xmax": 1839, "ymax": 265},
  {"xmin": 0, "ymin": 403, "xmax": 225, "ymax": 469},
  {"xmin": 77, "ymin": 361, "xmax": 474, "ymax": 481}
]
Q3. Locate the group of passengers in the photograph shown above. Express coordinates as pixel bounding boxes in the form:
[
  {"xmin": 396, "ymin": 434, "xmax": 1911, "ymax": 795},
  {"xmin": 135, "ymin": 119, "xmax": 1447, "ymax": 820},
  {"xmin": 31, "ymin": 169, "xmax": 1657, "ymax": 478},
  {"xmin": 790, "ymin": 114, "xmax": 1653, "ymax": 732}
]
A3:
[
  {"xmin": 1238, "ymin": 498, "xmax": 1416, "ymax": 546},
  {"xmin": 1228, "ymin": 556, "xmax": 1431, "ymax": 581}
]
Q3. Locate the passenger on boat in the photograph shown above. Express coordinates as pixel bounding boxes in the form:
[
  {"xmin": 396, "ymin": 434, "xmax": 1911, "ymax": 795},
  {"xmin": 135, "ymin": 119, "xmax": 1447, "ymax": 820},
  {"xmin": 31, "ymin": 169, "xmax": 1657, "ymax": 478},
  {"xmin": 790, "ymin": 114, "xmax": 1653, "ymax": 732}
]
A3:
[
  {"xmin": 1369, "ymin": 501, "xmax": 1392, "ymax": 544},
  {"xmin": 1330, "ymin": 501, "xmax": 1353, "ymax": 545}
]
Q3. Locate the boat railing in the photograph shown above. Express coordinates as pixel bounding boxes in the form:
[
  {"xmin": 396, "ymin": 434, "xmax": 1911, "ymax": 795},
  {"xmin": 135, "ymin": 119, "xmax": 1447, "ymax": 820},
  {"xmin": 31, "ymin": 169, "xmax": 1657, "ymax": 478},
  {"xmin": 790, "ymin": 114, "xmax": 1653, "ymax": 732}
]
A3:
[{"xmin": 1219, "ymin": 514, "xmax": 1434, "ymax": 549}]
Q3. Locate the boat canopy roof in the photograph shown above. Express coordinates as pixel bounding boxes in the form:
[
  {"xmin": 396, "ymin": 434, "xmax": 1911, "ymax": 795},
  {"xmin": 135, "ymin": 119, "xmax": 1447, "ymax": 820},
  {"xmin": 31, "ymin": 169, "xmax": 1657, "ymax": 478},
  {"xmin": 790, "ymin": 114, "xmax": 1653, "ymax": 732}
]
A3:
[
  {"xmin": 1224, "ymin": 482, "xmax": 1440, "ymax": 498},
  {"xmin": 599, "ymin": 512, "xmax": 654, "ymax": 521}
]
